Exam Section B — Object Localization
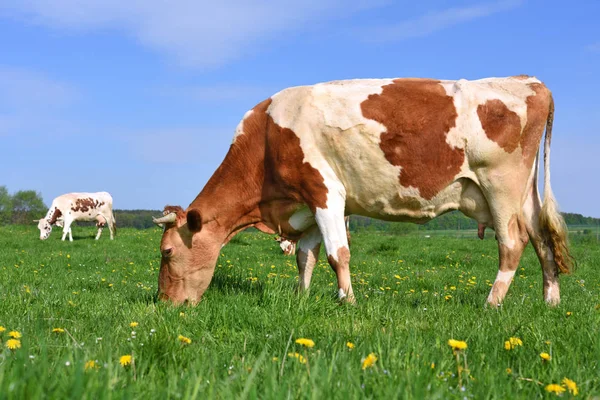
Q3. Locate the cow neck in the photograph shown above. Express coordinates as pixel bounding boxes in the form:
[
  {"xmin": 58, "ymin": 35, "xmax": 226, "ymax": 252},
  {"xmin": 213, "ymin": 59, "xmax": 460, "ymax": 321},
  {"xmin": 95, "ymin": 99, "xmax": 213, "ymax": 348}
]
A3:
[{"xmin": 188, "ymin": 135, "xmax": 266, "ymax": 239}]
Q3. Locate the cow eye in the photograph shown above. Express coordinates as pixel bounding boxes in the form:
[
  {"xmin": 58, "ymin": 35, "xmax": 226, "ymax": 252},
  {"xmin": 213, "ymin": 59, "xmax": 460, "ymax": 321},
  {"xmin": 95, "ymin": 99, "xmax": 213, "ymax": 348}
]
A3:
[{"xmin": 161, "ymin": 247, "xmax": 174, "ymax": 258}]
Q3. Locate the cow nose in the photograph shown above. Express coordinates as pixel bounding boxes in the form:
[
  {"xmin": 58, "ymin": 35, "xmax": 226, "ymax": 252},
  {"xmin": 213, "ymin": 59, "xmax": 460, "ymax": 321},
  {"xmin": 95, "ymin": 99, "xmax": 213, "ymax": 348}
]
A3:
[{"xmin": 161, "ymin": 247, "xmax": 173, "ymax": 257}]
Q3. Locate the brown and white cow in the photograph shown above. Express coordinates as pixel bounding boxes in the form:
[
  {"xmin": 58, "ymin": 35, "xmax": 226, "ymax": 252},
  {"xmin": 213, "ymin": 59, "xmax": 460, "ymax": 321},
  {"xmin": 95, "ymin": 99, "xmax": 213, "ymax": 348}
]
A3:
[
  {"xmin": 36, "ymin": 192, "xmax": 116, "ymax": 241},
  {"xmin": 153, "ymin": 76, "xmax": 572, "ymax": 306}
]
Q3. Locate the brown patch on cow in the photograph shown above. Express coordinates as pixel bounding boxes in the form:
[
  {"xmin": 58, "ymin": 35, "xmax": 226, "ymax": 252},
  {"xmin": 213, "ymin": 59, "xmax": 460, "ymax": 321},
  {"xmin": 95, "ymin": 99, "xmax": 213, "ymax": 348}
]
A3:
[
  {"xmin": 327, "ymin": 247, "xmax": 351, "ymax": 272},
  {"xmin": 71, "ymin": 198, "xmax": 105, "ymax": 213},
  {"xmin": 360, "ymin": 79, "xmax": 464, "ymax": 200},
  {"xmin": 487, "ymin": 281, "xmax": 509, "ymax": 305},
  {"xmin": 48, "ymin": 208, "xmax": 62, "ymax": 224},
  {"xmin": 477, "ymin": 99, "xmax": 522, "ymax": 153},
  {"xmin": 520, "ymin": 83, "xmax": 551, "ymax": 167}
]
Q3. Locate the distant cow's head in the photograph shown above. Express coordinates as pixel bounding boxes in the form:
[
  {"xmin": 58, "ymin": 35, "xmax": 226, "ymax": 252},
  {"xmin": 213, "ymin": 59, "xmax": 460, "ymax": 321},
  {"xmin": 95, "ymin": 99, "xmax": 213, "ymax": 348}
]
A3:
[
  {"xmin": 35, "ymin": 219, "xmax": 52, "ymax": 240},
  {"xmin": 153, "ymin": 205, "xmax": 223, "ymax": 305}
]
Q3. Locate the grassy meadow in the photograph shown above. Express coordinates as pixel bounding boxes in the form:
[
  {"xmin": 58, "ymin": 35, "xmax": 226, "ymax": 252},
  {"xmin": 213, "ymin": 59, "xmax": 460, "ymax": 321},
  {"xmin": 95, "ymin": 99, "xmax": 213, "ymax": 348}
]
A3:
[{"xmin": 0, "ymin": 225, "xmax": 598, "ymax": 399}]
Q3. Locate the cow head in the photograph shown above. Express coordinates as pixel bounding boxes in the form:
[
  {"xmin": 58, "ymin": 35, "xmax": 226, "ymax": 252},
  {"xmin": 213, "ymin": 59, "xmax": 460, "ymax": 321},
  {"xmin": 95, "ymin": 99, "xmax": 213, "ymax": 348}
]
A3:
[
  {"xmin": 35, "ymin": 219, "xmax": 52, "ymax": 240},
  {"xmin": 153, "ymin": 206, "xmax": 223, "ymax": 305}
]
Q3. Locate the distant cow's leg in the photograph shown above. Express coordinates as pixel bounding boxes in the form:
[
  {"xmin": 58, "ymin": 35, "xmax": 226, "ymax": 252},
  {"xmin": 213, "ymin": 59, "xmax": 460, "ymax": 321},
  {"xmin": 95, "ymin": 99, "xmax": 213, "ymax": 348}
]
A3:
[
  {"xmin": 68, "ymin": 226, "xmax": 73, "ymax": 242},
  {"xmin": 296, "ymin": 225, "xmax": 322, "ymax": 292},
  {"xmin": 95, "ymin": 225, "xmax": 103, "ymax": 240},
  {"xmin": 62, "ymin": 219, "xmax": 73, "ymax": 242},
  {"xmin": 523, "ymin": 182, "xmax": 560, "ymax": 305},
  {"xmin": 314, "ymin": 200, "xmax": 353, "ymax": 302}
]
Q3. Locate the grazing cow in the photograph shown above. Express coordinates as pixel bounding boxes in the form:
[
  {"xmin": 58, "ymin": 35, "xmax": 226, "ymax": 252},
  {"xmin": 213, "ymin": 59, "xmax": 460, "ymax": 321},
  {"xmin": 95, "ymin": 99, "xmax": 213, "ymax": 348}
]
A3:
[
  {"xmin": 153, "ymin": 76, "xmax": 572, "ymax": 306},
  {"xmin": 36, "ymin": 192, "xmax": 116, "ymax": 241}
]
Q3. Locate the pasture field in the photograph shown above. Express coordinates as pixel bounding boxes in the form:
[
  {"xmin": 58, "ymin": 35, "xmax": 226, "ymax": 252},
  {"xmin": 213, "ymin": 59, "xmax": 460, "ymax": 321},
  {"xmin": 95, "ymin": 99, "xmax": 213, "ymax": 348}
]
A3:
[{"xmin": 0, "ymin": 225, "xmax": 598, "ymax": 399}]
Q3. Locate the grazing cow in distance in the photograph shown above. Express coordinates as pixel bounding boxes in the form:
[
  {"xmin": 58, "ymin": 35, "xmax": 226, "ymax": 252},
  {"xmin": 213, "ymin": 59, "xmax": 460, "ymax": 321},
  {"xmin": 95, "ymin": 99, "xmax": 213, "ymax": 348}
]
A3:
[
  {"xmin": 153, "ymin": 76, "xmax": 572, "ymax": 307},
  {"xmin": 36, "ymin": 192, "xmax": 116, "ymax": 241}
]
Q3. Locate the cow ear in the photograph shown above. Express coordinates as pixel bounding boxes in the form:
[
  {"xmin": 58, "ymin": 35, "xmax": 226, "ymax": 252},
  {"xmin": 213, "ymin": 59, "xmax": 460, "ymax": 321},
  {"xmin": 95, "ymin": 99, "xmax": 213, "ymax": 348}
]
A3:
[{"xmin": 186, "ymin": 209, "xmax": 202, "ymax": 232}]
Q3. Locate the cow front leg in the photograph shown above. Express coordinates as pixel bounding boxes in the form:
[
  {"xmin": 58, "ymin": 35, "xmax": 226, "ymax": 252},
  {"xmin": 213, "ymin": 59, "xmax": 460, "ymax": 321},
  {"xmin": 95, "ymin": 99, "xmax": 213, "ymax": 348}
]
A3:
[
  {"xmin": 61, "ymin": 221, "xmax": 73, "ymax": 242},
  {"xmin": 314, "ymin": 205, "xmax": 353, "ymax": 303},
  {"xmin": 296, "ymin": 225, "xmax": 322, "ymax": 292}
]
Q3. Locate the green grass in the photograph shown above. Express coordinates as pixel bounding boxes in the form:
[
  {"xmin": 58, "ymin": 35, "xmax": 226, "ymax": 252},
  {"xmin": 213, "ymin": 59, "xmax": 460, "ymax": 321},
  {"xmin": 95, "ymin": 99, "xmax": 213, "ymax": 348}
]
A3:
[{"xmin": 0, "ymin": 225, "xmax": 599, "ymax": 399}]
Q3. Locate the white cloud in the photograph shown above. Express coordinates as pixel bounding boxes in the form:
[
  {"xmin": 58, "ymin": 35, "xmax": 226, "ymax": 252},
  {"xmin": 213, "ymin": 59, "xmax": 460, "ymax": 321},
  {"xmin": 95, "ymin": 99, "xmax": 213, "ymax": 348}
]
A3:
[
  {"xmin": 0, "ymin": 0, "xmax": 383, "ymax": 69},
  {"xmin": 359, "ymin": 0, "xmax": 523, "ymax": 43}
]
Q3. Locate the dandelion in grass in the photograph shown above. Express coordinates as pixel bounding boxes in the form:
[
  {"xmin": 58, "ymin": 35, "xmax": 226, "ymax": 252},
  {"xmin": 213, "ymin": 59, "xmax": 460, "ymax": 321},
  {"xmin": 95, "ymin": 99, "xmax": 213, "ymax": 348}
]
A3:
[
  {"xmin": 52, "ymin": 328, "xmax": 65, "ymax": 333},
  {"xmin": 178, "ymin": 335, "xmax": 192, "ymax": 345},
  {"xmin": 84, "ymin": 360, "xmax": 99, "ymax": 371},
  {"xmin": 6, "ymin": 339, "xmax": 21, "ymax": 350},
  {"xmin": 540, "ymin": 352, "xmax": 551, "ymax": 361},
  {"xmin": 448, "ymin": 339, "xmax": 467, "ymax": 352},
  {"xmin": 272, "ymin": 357, "xmax": 279, "ymax": 362},
  {"xmin": 562, "ymin": 378, "xmax": 578, "ymax": 395},
  {"xmin": 361, "ymin": 353, "xmax": 378, "ymax": 370},
  {"xmin": 130, "ymin": 322, "xmax": 138, "ymax": 328},
  {"xmin": 8, "ymin": 331, "xmax": 21, "ymax": 339},
  {"xmin": 0, "ymin": 326, "xmax": 5, "ymax": 333},
  {"xmin": 346, "ymin": 342, "xmax": 355, "ymax": 350},
  {"xmin": 566, "ymin": 311, "xmax": 572, "ymax": 317},
  {"xmin": 295, "ymin": 338, "xmax": 315, "ymax": 348},
  {"xmin": 545, "ymin": 384, "xmax": 566, "ymax": 394},
  {"xmin": 506, "ymin": 368, "xmax": 512, "ymax": 374},
  {"xmin": 287, "ymin": 352, "xmax": 306, "ymax": 364},
  {"xmin": 119, "ymin": 354, "xmax": 132, "ymax": 367},
  {"xmin": 504, "ymin": 337, "xmax": 522, "ymax": 350}
]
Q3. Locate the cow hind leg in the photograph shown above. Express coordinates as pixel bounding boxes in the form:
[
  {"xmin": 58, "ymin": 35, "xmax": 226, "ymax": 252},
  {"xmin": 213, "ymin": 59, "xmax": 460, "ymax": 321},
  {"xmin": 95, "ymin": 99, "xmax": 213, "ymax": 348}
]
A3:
[
  {"xmin": 523, "ymin": 184, "xmax": 561, "ymax": 305},
  {"xmin": 314, "ymin": 197, "xmax": 353, "ymax": 303},
  {"xmin": 485, "ymin": 198, "xmax": 529, "ymax": 306},
  {"xmin": 95, "ymin": 225, "xmax": 104, "ymax": 240},
  {"xmin": 62, "ymin": 220, "xmax": 73, "ymax": 242},
  {"xmin": 295, "ymin": 225, "xmax": 322, "ymax": 292}
]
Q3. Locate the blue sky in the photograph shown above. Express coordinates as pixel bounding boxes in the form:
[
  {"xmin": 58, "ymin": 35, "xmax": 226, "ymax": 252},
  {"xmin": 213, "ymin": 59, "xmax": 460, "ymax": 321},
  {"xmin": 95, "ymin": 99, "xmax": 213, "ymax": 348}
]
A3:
[{"xmin": 1, "ymin": 0, "xmax": 599, "ymax": 217}]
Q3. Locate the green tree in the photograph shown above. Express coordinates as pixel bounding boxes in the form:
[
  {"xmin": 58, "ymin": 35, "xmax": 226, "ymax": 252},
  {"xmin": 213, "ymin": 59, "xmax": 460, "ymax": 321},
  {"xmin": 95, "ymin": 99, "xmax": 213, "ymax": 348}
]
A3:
[
  {"xmin": 11, "ymin": 190, "xmax": 46, "ymax": 224},
  {"xmin": 0, "ymin": 186, "xmax": 12, "ymax": 225}
]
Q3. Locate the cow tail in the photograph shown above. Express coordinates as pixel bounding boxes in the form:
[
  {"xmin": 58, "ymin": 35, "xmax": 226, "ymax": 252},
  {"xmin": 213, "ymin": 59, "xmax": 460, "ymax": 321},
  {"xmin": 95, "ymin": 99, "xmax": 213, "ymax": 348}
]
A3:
[{"xmin": 539, "ymin": 95, "xmax": 573, "ymax": 274}]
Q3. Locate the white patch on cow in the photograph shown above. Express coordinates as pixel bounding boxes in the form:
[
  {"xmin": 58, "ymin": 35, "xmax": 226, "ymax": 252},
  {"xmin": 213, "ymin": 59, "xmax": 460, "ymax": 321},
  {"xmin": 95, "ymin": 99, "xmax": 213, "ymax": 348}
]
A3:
[
  {"xmin": 495, "ymin": 269, "xmax": 516, "ymax": 284},
  {"xmin": 288, "ymin": 207, "xmax": 315, "ymax": 231},
  {"xmin": 231, "ymin": 109, "xmax": 254, "ymax": 144},
  {"xmin": 338, "ymin": 288, "xmax": 347, "ymax": 300},
  {"xmin": 297, "ymin": 226, "xmax": 322, "ymax": 252}
]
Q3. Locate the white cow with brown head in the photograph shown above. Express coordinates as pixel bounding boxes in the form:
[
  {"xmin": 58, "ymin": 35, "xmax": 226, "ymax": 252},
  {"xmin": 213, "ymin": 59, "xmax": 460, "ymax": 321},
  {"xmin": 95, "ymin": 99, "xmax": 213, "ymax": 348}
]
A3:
[
  {"xmin": 153, "ymin": 76, "xmax": 572, "ymax": 306},
  {"xmin": 36, "ymin": 192, "xmax": 116, "ymax": 241}
]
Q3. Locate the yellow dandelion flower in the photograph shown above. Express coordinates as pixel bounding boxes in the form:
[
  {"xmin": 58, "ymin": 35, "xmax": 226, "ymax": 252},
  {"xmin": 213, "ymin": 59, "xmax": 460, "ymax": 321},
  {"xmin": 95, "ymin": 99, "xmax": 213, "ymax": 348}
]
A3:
[
  {"xmin": 540, "ymin": 352, "xmax": 551, "ymax": 361},
  {"xmin": 361, "ymin": 353, "xmax": 378, "ymax": 370},
  {"xmin": 272, "ymin": 357, "xmax": 279, "ymax": 362},
  {"xmin": 84, "ymin": 360, "xmax": 99, "ymax": 371},
  {"xmin": 562, "ymin": 378, "xmax": 578, "ymax": 395},
  {"xmin": 0, "ymin": 326, "xmax": 6, "ymax": 333},
  {"xmin": 346, "ymin": 342, "xmax": 355, "ymax": 350},
  {"xmin": 566, "ymin": 311, "xmax": 572, "ymax": 317},
  {"xmin": 430, "ymin": 362, "xmax": 435, "ymax": 369},
  {"xmin": 506, "ymin": 368, "xmax": 512, "ymax": 374},
  {"xmin": 130, "ymin": 322, "xmax": 139, "ymax": 328},
  {"xmin": 178, "ymin": 335, "xmax": 192, "ymax": 345},
  {"xmin": 8, "ymin": 331, "xmax": 22, "ymax": 339},
  {"xmin": 444, "ymin": 295, "xmax": 452, "ymax": 300},
  {"xmin": 545, "ymin": 384, "xmax": 566, "ymax": 394},
  {"xmin": 448, "ymin": 339, "xmax": 467, "ymax": 351},
  {"xmin": 287, "ymin": 352, "xmax": 306, "ymax": 364},
  {"xmin": 119, "ymin": 355, "xmax": 132, "ymax": 367},
  {"xmin": 505, "ymin": 337, "xmax": 522, "ymax": 350},
  {"xmin": 295, "ymin": 338, "xmax": 315, "ymax": 348},
  {"xmin": 52, "ymin": 328, "xmax": 65, "ymax": 333},
  {"xmin": 6, "ymin": 339, "xmax": 21, "ymax": 350}
]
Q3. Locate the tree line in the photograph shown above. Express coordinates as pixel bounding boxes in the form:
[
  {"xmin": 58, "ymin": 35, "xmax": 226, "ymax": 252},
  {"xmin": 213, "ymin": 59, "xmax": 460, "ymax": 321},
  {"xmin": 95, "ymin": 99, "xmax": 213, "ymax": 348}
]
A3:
[{"xmin": 1, "ymin": 185, "xmax": 598, "ymax": 230}]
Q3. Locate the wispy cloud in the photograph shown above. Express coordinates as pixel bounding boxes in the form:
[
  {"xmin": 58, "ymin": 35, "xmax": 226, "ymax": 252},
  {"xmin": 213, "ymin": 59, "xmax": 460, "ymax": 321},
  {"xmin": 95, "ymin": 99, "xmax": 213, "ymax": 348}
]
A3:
[
  {"xmin": 585, "ymin": 42, "xmax": 600, "ymax": 53},
  {"xmin": 359, "ymin": 0, "xmax": 523, "ymax": 43},
  {"xmin": 0, "ymin": 1, "xmax": 383, "ymax": 69}
]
